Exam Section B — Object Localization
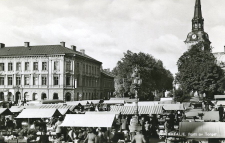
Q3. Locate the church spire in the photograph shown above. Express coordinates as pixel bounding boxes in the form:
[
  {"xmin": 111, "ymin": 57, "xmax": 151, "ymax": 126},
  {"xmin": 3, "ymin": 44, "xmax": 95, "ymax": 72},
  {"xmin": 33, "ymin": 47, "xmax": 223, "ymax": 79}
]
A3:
[
  {"xmin": 194, "ymin": 0, "xmax": 202, "ymax": 19},
  {"xmin": 192, "ymin": 0, "xmax": 204, "ymax": 32}
]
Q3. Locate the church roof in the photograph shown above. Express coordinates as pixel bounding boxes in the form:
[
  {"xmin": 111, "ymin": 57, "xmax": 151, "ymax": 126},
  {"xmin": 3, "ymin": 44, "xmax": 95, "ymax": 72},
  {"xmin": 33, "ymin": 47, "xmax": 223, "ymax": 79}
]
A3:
[{"xmin": 0, "ymin": 44, "xmax": 101, "ymax": 63}]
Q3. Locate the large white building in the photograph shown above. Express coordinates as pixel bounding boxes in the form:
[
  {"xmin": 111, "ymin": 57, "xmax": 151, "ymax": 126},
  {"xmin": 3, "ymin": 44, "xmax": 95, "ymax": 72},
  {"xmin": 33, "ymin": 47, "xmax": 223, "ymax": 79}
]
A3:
[{"xmin": 0, "ymin": 42, "xmax": 114, "ymax": 103}]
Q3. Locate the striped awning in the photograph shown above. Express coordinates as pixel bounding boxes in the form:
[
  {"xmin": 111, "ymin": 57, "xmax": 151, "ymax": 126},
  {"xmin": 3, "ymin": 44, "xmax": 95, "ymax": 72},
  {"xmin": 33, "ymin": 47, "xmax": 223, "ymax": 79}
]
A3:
[
  {"xmin": 110, "ymin": 106, "xmax": 163, "ymax": 115},
  {"xmin": 39, "ymin": 104, "xmax": 76, "ymax": 111}
]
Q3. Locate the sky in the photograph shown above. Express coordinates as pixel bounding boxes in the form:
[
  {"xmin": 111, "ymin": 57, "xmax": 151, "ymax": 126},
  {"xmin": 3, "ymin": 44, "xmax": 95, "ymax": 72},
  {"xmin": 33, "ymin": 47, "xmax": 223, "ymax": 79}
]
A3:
[{"xmin": 0, "ymin": 0, "xmax": 225, "ymax": 75}]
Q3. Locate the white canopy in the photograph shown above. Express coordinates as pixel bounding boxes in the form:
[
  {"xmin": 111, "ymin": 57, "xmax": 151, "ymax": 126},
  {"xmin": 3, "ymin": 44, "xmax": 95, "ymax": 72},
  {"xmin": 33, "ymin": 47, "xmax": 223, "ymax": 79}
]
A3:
[
  {"xmin": 60, "ymin": 114, "xmax": 115, "ymax": 127},
  {"xmin": 162, "ymin": 104, "xmax": 185, "ymax": 111},
  {"xmin": 16, "ymin": 109, "xmax": 62, "ymax": 118},
  {"xmin": 160, "ymin": 98, "xmax": 173, "ymax": 101},
  {"xmin": 85, "ymin": 111, "xmax": 120, "ymax": 116},
  {"xmin": 124, "ymin": 101, "xmax": 158, "ymax": 106},
  {"xmin": 214, "ymin": 95, "xmax": 225, "ymax": 99},
  {"xmin": 103, "ymin": 100, "xmax": 124, "ymax": 104}
]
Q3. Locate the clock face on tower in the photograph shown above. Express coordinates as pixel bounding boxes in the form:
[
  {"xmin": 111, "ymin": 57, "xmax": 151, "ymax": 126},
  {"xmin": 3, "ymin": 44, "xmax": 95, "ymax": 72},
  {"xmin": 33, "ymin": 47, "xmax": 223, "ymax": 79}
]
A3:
[{"xmin": 192, "ymin": 34, "xmax": 197, "ymax": 39}]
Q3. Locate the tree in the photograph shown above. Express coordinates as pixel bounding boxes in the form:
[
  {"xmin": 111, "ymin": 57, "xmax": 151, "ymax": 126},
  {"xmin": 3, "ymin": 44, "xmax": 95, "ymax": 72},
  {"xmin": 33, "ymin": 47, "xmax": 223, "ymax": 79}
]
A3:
[
  {"xmin": 176, "ymin": 42, "xmax": 225, "ymax": 98},
  {"xmin": 112, "ymin": 50, "xmax": 174, "ymax": 100}
]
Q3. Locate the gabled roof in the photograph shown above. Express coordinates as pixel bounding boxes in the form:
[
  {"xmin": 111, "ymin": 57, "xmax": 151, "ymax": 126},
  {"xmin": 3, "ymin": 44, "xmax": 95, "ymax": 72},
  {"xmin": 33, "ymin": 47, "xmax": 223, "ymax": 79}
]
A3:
[{"xmin": 0, "ymin": 44, "xmax": 101, "ymax": 63}]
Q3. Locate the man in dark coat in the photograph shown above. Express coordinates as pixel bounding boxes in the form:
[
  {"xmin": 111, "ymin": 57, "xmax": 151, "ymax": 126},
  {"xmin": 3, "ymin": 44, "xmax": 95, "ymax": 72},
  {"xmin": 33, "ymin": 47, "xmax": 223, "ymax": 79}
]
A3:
[
  {"xmin": 218, "ymin": 104, "xmax": 224, "ymax": 121},
  {"xmin": 38, "ymin": 131, "xmax": 49, "ymax": 143}
]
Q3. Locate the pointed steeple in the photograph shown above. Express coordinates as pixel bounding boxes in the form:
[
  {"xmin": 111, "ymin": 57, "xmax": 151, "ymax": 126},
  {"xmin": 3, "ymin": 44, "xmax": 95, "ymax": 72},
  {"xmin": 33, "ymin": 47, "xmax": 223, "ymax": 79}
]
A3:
[
  {"xmin": 185, "ymin": 0, "xmax": 211, "ymax": 51},
  {"xmin": 192, "ymin": 0, "xmax": 204, "ymax": 32},
  {"xmin": 194, "ymin": 0, "xmax": 202, "ymax": 19}
]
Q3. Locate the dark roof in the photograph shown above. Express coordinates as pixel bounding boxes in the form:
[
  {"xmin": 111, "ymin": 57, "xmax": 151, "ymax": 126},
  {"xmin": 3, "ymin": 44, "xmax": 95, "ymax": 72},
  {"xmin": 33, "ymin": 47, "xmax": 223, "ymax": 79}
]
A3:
[
  {"xmin": 101, "ymin": 70, "xmax": 115, "ymax": 78},
  {"xmin": 0, "ymin": 44, "xmax": 101, "ymax": 63}
]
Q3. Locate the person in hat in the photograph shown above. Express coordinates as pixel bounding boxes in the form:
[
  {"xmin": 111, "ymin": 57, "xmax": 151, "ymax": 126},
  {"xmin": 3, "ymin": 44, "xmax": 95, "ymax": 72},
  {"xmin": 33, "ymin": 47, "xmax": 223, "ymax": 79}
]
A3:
[
  {"xmin": 218, "ymin": 104, "xmax": 224, "ymax": 121},
  {"xmin": 131, "ymin": 130, "xmax": 146, "ymax": 143}
]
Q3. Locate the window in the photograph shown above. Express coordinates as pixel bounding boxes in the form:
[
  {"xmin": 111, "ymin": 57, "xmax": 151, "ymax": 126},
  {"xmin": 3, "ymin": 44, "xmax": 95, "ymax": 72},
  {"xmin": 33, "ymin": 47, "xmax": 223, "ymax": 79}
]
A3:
[
  {"xmin": 53, "ymin": 93, "xmax": 58, "ymax": 99},
  {"xmin": 16, "ymin": 77, "xmax": 21, "ymax": 85},
  {"xmin": 0, "ymin": 63, "xmax": 4, "ymax": 71},
  {"xmin": 42, "ymin": 76, "xmax": 47, "ymax": 85},
  {"xmin": 54, "ymin": 76, "xmax": 59, "ymax": 85},
  {"xmin": 25, "ymin": 62, "xmax": 29, "ymax": 71},
  {"xmin": 54, "ymin": 61, "xmax": 59, "ymax": 70},
  {"xmin": 0, "ymin": 77, "xmax": 4, "ymax": 85},
  {"xmin": 8, "ymin": 63, "xmax": 13, "ymax": 71},
  {"xmin": 42, "ymin": 62, "xmax": 47, "ymax": 70},
  {"xmin": 66, "ymin": 61, "xmax": 71, "ymax": 71},
  {"xmin": 33, "ymin": 76, "xmax": 38, "ymax": 85},
  {"xmin": 16, "ymin": 62, "xmax": 21, "ymax": 71},
  {"xmin": 33, "ymin": 62, "xmax": 38, "ymax": 70},
  {"xmin": 24, "ymin": 76, "xmax": 30, "ymax": 85},
  {"xmin": 66, "ymin": 75, "xmax": 71, "ymax": 85},
  {"xmin": 8, "ymin": 77, "xmax": 12, "ymax": 85}
]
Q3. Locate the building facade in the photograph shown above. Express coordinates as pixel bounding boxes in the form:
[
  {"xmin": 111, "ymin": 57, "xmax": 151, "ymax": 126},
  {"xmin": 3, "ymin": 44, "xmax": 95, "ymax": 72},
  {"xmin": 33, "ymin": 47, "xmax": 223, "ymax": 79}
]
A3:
[
  {"xmin": 100, "ymin": 69, "xmax": 115, "ymax": 100},
  {"xmin": 0, "ymin": 42, "xmax": 113, "ymax": 103}
]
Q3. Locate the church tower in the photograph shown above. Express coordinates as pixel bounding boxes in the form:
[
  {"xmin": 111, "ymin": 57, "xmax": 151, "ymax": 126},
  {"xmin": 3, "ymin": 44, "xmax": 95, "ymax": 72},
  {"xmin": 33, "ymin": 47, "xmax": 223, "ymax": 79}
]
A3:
[{"xmin": 184, "ymin": 0, "xmax": 211, "ymax": 51}]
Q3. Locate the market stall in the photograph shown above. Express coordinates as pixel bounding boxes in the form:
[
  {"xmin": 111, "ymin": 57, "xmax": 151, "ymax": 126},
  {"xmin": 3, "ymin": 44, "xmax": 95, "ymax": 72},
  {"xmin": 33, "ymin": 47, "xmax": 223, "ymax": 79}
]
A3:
[
  {"xmin": 60, "ymin": 114, "xmax": 116, "ymax": 127},
  {"xmin": 124, "ymin": 101, "xmax": 158, "ymax": 106},
  {"xmin": 185, "ymin": 111, "xmax": 219, "ymax": 121},
  {"xmin": 214, "ymin": 95, "xmax": 225, "ymax": 100},
  {"xmin": 16, "ymin": 108, "xmax": 62, "ymax": 118},
  {"xmin": 110, "ymin": 105, "xmax": 163, "ymax": 115},
  {"xmin": 162, "ymin": 104, "xmax": 185, "ymax": 111}
]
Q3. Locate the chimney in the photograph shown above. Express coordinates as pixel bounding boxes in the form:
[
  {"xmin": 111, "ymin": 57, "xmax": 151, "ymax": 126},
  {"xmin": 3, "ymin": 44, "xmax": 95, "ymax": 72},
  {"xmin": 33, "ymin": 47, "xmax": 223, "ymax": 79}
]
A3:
[
  {"xmin": 71, "ymin": 45, "xmax": 76, "ymax": 51},
  {"xmin": 24, "ymin": 42, "xmax": 29, "ymax": 47},
  {"xmin": 0, "ymin": 43, "xmax": 5, "ymax": 48},
  {"xmin": 60, "ymin": 41, "xmax": 65, "ymax": 47},
  {"xmin": 80, "ymin": 49, "xmax": 85, "ymax": 55}
]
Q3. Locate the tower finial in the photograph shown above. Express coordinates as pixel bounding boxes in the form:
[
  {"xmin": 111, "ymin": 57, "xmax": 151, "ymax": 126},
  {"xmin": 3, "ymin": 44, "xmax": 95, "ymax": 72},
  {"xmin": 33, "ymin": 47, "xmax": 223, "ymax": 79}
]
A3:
[{"xmin": 194, "ymin": 0, "xmax": 202, "ymax": 19}]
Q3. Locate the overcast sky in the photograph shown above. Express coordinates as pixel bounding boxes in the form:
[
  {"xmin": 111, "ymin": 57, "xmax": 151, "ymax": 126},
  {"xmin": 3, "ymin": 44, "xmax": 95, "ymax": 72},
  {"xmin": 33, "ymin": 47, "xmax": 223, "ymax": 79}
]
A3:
[{"xmin": 0, "ymin": 0, "xmax": 225, "ymax": 75}]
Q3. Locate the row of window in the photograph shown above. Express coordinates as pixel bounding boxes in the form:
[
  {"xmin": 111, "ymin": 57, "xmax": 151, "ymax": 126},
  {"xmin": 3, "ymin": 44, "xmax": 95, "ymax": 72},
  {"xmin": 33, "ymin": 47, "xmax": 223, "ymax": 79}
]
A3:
[
  {"xmin": 0, "ymin": 75, "xmax": 72, "ymax": 86},
  {"xmin": 0, "ymin": 61, "xmax": 65, "ymax": 71},
  {"xmin": 76, "ymin": 62, "xmax": 100, "ymax": 76}
]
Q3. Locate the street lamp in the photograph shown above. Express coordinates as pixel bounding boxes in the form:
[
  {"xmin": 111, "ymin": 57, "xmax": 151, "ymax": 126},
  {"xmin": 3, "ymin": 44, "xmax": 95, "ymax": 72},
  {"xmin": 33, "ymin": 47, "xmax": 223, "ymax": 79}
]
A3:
[{"xmin": 129, "ymin": 65, "xmax": 142, "ymax": 132}]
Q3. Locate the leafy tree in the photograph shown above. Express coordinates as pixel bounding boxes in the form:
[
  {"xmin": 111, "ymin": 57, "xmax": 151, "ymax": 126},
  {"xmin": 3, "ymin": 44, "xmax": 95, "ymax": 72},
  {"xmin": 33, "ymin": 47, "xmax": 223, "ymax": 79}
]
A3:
[
  {"xmin": 176, "ymin": 42, "xmax": 225, "ymax": 99},
  {"xmin": 112, "ymin": 50, "xmax": 174, "ymax": 100}
]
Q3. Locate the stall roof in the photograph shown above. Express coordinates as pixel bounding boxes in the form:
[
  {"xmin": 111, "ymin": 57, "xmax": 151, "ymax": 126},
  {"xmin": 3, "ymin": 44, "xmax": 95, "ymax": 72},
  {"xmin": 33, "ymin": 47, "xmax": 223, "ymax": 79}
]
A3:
[
  {"xmin": 82, "ymin": 100, "xmax": 100, "ymax": 104},
  {"xmin": 216, "ymin": 101, "xmax": 225, "ymax": 106},
  {"xmin": 124, "ymin": 102, "xmax": 158, "ymax": 106},
  {"xmin": 179, "ymin": 122, "xmax": 225, "ymax": 138},
  {"xmin": 66, "ymin": 101, "xmax": 89, "ymax": 106},
  {"xmin": 162, "ymin": 104, "xmax": 185, "ymax": 111},
  {"xmin": 110, "ymin": 98, "xmax": 130, "ymax": 100},
  {"xmin": 0, "ymin": 108, "xmax": 13, "ymax": 115},
  {"xmin": 39, "ymin": 104, "xmax": 76, "ymax": 111},
  {"xmin": 85, "ymin": 111, "xmax": 120, "ymax": 115},
  {"xmin": 9, "ymin": 108, "xmax": 24, "ymax": 113},
  {"xmin": 16, "ymin": 109, "xmax": 62, "ymax": 118},
  {"xmin": 60, "ymin": 114, "xmax": 115, "ymax": 127},
  {"xmin": 158, "ymin": 100, "xmax": 176, "ymax": 104},
  {"xmin": 104, "ymin": 100, "xmax": 124, "ymax": 104},
  {"xmin": 185, "ymin": 111, "xmax": 219, "ymax": 121},
  {"xmin": 110, "ymin": 106, "xmax": 163, "ymax": 114},
  {"xmin": 58, "ymin": 108, "xmax": 71, "ymax": 115},
  {"xmin": 160, "ymin": 98, "xmax": 173, "ymax": 101},
  {"xmin": 214, "ymin": 95, "xmax": 225, "ymax": 99}
]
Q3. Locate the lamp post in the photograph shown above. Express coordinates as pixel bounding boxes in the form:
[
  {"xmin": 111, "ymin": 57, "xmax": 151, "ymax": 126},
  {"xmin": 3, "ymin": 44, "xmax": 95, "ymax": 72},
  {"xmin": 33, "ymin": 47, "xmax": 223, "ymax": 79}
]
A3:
[{"xmin": 129, "ymin": 65, "xmax": 142, "ymax": 132}]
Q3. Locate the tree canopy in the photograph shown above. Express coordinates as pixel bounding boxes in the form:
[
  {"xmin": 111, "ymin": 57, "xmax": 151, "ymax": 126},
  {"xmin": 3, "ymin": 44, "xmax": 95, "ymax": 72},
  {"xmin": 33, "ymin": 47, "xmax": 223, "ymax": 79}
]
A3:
[
  {"xmin": 176, "ymin": 42, "xmax": 225, "ymax": 98},
  {"xmin": 112, "ymin": 50, "xmax": 174, "ymax": 100}
]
